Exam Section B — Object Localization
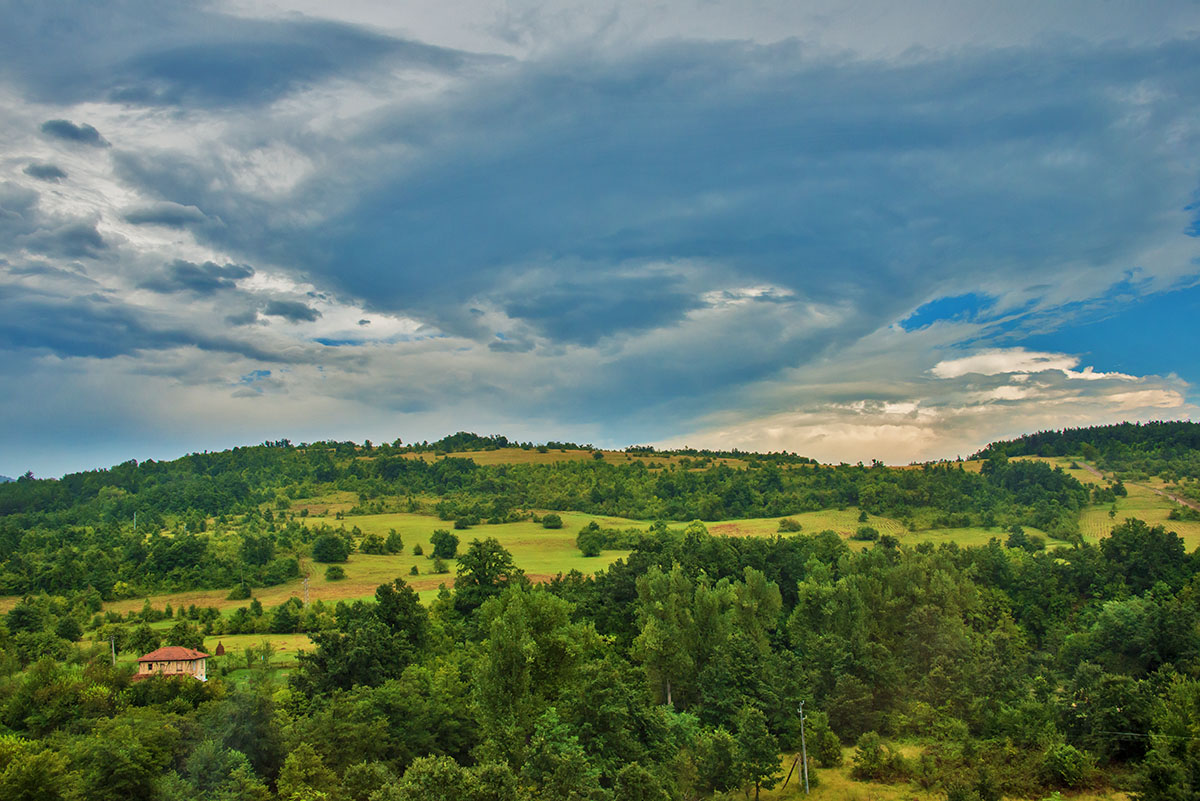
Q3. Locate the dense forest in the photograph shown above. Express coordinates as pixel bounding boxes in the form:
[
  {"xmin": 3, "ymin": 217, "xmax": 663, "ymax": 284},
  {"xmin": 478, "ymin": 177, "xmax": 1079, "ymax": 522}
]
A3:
[{"xmin": 0, "ymin": 424, "xmax": 1198, "ymax": 800}]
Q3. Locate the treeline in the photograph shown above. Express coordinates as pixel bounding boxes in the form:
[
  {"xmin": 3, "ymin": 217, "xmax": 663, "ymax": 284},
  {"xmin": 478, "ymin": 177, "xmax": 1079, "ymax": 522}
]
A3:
[
  {"xmin": 2, "ymin": 518, "xmax": 1198, "ymax": 799},
  {"xmin": 975, "ymin": 420, "xmax": 1200, "ymax": 483}
]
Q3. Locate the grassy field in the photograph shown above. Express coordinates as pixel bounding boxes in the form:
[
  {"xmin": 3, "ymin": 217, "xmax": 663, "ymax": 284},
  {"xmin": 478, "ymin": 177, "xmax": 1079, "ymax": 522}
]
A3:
[
  {"xmin": 101, "ymin": 511, "xmax": 636, "ymax": 616},
  {"xmin": 759, "ymin": 747, "xmax": 1130, "ymax": 801},
  {"xmin": 706, "ymin": 509, "xmax": 907, "ymax": 539}
]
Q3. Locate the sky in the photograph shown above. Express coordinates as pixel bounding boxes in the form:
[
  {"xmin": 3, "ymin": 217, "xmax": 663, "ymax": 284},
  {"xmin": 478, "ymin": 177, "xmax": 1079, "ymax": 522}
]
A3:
[{"xmin": 2, "ymin": 0, "xmax": 1199, "ymax": 478}]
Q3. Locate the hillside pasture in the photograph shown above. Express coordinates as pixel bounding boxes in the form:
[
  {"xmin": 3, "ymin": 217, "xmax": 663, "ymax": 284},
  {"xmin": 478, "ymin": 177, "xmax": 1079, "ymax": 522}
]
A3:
[
  {"xmin": 707, "ymin": 509, "xmax": 907, "ymax": 539},
  {"xmin": 1079, "ymin": 481, "xmax": 1200, "ymax": 549},
  {"xmin": 399, "ymin": 446, "xmax": 750, "ymax": 469},
  {"xmin": 102, "ymin": 511, "xmax": 634, "ymax": 616}
]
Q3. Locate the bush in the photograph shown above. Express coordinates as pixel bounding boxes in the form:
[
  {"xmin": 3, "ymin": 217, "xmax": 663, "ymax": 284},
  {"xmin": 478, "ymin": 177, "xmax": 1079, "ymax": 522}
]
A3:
[
  {"xmin": 385, "ymin": 529, "xmax": 404, "ymax": 553},
  {"xmin": 325, "ymin": 565, "xmax": 346, "ymax": 581},
  {"xmin": 577, "ymin": 527, "xmax": 604, "ymax": 557},
  {"xmin": 1039, "ymin": 744, "xmax": 1095, "ymax": 789},
  {"xmin": 312, "ymin": 534, "xmax": 351, "ymax": 563},
  {"xmin": 409, "ymin": 565, "xmax": 419, "ymax": 575},
  {"xmin": 432, "ymin": 557, "xmax": 449, "ymax": 574},
  {"xmin": 851, "ymin": 732, "xmax": 910, "ymax": 783},
  {"xmin": 777, "ymin": 518, "xmax": 803, "ymax": 533},
  {"xmin": 359, "ymin": 533, "xmax": 387, "ymax": 554},
  {"xmin": 431, "ymin": 529, "xmax": 459, "ymax": 559},
  {"xmin": 413, "ymin": 544, "xmax": 424, "ymax": 556},
  {"xmin": 226, "ymin": 582, "xmax": 252, "ymax": 600},
  {"xmin": 542, "ymin": 513, "xmax": 563, "ymax": 529},
  {"xmin": 853, "ymin": 526, "xmax": 880, "ymax": 541}
]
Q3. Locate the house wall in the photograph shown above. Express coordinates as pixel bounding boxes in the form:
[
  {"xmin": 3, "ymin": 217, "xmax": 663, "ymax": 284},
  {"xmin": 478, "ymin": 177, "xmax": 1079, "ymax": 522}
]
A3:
[{"xmin": 139, "ymin": 658, "xmax": 207, "ymax": 680}]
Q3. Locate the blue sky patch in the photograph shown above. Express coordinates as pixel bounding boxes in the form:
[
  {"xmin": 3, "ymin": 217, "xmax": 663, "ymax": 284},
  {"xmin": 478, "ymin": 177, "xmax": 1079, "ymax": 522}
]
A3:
[{"xmin": 900, "ymin": 293, "xmax": 995, "ymax": 331}]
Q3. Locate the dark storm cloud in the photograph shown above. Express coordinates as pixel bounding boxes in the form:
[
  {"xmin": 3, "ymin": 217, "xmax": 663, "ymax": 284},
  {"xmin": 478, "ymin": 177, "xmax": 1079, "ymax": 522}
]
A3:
[
  {"xmin": 40, "ymin": 119, "xmax": 108, "ymax": 146},
  {"xmin": 136, "ymin": 33, "xmax": 1193, "ymax": 376},
  {"xmin": 0, "ymin": 286, "xmax": 293, "ymax": 362},
  {"xmin": 502, "ymin": 272, "xmax": 703, "ymax": 345},
  {"xmin": 1, "ymin": 183, "xmax": 106, "ymax": 259},
  {"xmin": 0, "ymin": 0, "xmax": 491, "ymax": 109},
  {"xmin": 23, "ymin": 163, "xmax": 67, "ymax": 182},
  {"xmin": 19, "ymin": 220, "xmax": 107, "ymax": 259},
  {"xmin": 123, "ymin": 202, "xmax": 208, "ymax": 228},
  {"xmin": 140, "ymin": 259, "xmax": 254, "ymax": 295},
  {"xmin": 263, "ymin": 299, "xmax": 322, "ymax": 322},
  {"xmin": 224, "ymin": 309, "xmax": 261, "ymax": 327}
]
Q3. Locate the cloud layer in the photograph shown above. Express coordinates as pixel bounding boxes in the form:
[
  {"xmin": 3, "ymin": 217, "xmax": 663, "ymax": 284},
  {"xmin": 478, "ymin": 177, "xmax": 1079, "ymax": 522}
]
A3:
[{"xmin": 0, "ymin": 0, "xmax": 1197, "ymax": 476}]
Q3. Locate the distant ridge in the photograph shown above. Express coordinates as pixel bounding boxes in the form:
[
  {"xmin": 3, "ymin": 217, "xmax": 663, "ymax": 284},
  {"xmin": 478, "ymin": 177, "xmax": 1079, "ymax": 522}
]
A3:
[{"xmin": 0, "ymin": 476, "xmax": 11, "ymax": 483}]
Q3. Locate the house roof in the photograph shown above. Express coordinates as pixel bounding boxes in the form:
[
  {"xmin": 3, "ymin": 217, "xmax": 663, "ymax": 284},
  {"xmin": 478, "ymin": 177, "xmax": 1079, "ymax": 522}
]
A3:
[{"xmin": 137, "ymin": 646, "xmax": 210, "ymax": 662}]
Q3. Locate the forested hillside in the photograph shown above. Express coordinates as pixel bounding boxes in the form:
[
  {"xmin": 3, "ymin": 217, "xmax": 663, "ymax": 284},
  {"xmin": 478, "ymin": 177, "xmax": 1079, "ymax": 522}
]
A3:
[
  {"xmin": 0, "ymin": 434, "xmax": 1095, "ymax": 597},
  {"xmin": 0, "ymin": 426, "xmax": 1197, "ymax": 800},
  {"xmin": 976, "ymin": 420, "xmax": 1200, "ymax": 481}
]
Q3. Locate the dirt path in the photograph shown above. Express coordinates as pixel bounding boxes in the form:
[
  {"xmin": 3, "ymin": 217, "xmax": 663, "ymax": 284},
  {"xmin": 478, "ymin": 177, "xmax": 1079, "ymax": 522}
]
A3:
[
  {"xmin": 1143, "ymin": 486, "xmax": 1200, "ymax": 512},
  {"xmin": 1077, "ymin": 461, "xmax": 1200, "ymax": 512}
]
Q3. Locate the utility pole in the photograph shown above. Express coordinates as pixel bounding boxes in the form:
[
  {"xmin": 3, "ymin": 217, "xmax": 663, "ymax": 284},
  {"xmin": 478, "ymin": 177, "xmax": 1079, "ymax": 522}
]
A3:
[
  {"xmin": 133, "ymin": 510, "xmax": 137, "ymax": 534},
  {"xmin": 303, "ymin": 572, "xmax": 310, "ymax": 607},
  {"xmin": 110, "ymin": 634, "xmax": 116, "ymax": 666},
  {"xmin": 798, "ymin": 701, "xmax": 809, "ymax": 794}
]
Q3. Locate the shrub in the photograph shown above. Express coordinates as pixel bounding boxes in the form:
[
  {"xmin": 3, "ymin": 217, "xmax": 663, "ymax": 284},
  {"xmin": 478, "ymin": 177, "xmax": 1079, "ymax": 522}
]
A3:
[
  {"xmin": 385, "ymin": 529, "xmax": 404, "ymax": 553},
  {"xmin": 226, "ymin": 582, "xmax": 252, "ymax": 600},
  {"xmin": 853, "ymin": 526, "xmax": 880, "ymax": 541},
  {"xmin": 312, "ymin": 534, "xmax": 351, "ymax": 563},
  {"xmin": 577, "ymin": 526, "xmax": 605, "ymax": 557},
  {"xmin": 431, "ymin": 529, "xmax": 459, "ymax": 559},
  {"xmin": 325, "ymin": 565, "xmax": 346, "ymax": 581},
  {"xmin": 409, "ymin": 565, "xmax": 419, "ymax": 575},
  {"xmin": 359, "ymin": 533, "xmax": 387, "ymax": 554},
  {"xmin": 541, "ymin": 513, "xmax": 563, "ymax": 529},
  {"xmin": 432, "ymin": 557, "xmax": 449, "ymax": 574},
  {"xmin": 1039, "ymin": 744, "xmax": 1095, "ymax": 789},
  {"xmin": 777, "ymin": 518, "xmax": 803, "ymax": 533},
  {"xmin": 851, "ymin": 732, "xmax": 910, "ymax": 783},
  {"xmin": 413, "ymin": 544, "xmax": 424, "ymax": 556}
]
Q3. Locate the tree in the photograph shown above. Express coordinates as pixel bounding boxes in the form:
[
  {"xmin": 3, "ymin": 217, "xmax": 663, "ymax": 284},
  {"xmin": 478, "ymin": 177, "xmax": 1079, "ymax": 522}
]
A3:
[
  {"xmin": 54, "ymin": 617, "xmax": 82, "ymax": 642},
  {"xmin": 386, "ymin": 755, "xmax": 477, "ymax": 801},
  {"xmin": 312, "ymin": 533, "xmax": 350, "ymax": 563},
  {"xmin": 454, "ymin": 538, "xmax": 525, "ymax": 617},
  {"xmin": 431, "ymin": 529, "xmax": 459, "ymax": 559},
  {"xmin": 632, "ymin": 564, "xmax": 696, "ymax": 707},
  {"xmin": 576, "ymin": 522, "xmax": 605, "ymax": 557},
  {"xmin": 474, "ymin": 586, "xmax": 598, "ymax": 764},
  {"xmin": 733, "ymin": 705, "xmax": 779, "ymax": 800},
  {"xmin": 521, "ymin": 707, "xmax": 604, "ymax": 801},
  {"xmin": 293, "ymin": 579, "xmax": 429, "ymax": 693},
  {"xmin": 542, "ymin": 513, "xmax": 563, "ymax": 529},
  {"xmin": 613, "ymin": 762, "xmax": 670, "ymax": 801},
  {"xmin": 165, "ymin": 620, "xmax": 204, "ymax": 651},
  {"xmin": 277, "ymin": 742, "xmax": 336, "ymax": 800},
  {"xmin": 385, "ymin": 529, "xmax": 404, "ymax": 554},
  {"xmin": 0, "ymin": 744, "xmax": 79, "ymax": 801}
]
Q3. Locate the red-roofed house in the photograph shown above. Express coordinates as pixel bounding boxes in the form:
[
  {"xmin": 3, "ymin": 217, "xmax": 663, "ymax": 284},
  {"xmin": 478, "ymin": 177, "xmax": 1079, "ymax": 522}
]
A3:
[{"xmin": 133, "ymin": 646, "xmax": 209, "ymax": 682}]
